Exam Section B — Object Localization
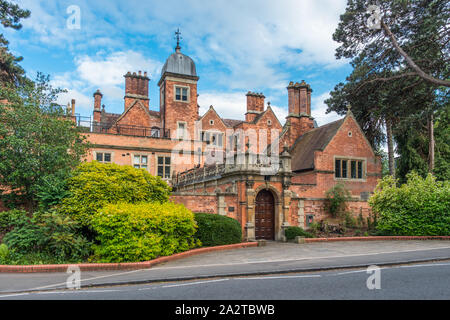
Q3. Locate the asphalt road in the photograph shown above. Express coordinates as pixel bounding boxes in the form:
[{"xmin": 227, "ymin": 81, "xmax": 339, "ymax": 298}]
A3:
[
  {"xmin": 1, "ymin": 261, "xmax": 449, "ymax": 300},
  {"xmin": 2, "ymin": 240, "xmax": 450, "ymax": 293}
]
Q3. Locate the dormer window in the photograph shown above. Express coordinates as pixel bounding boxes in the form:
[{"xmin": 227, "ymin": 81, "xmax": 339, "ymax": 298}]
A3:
[{"xmin": 175, "ymin": 86, "xmax": 189, "ymax": 102}]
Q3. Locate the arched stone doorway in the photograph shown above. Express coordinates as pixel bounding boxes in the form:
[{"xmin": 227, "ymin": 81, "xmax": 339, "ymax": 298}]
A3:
[{"xmin": 255, "ymin": 190, "xmax": 275, "ymax": 240}]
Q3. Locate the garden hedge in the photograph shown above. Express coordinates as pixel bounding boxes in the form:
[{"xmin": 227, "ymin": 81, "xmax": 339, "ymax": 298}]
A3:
[
  {"xmin": 194, "ymin": 213, "xmax": 242, "ymax": 247},
  {"xmin": 91, "ymin": 202, "xmax": 199, "ymax": 263},
  {"xmin": 284, "ymin": 226, "xmax": 314, "ymax": 240},
  {"xmin": 370, "ymin": 172, "xmax": 450, "ymax": 236},
  {"xmin": 60, "ymin": 161, "xmax": 171, "ymax": 226}
]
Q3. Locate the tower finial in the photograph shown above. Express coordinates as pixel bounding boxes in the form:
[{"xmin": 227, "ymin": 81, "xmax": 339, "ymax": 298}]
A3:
[
  {"xmin": 175, "ymin": 28, "xmax": 182, "ymax": 52},
  {"xmin": 347, "ymin": 104, "xmax": 352, "ymax": 113}
]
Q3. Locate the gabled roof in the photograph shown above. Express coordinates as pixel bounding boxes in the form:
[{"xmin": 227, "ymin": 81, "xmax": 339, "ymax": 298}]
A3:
[
  {"xmin": 198, "ymin": 106, "xmax": 229, "ymax": 128},
  {"xmin": 100, "ymin": 111, "xmax": 121, "ymax": 128},
  {"xmin": 222, "ymin": 118, "xmax": 244, "ymax": 127},
  {"xmin": 290, "ymin": 118, "xmax": 345, "ymax": 172},
  {"xmin": 252, "ymin": 106, "xmax": 283, "ymax": 128},
  {"xmin": 112, "ymin": 100, "xmax": 160, "ymax": 127}
]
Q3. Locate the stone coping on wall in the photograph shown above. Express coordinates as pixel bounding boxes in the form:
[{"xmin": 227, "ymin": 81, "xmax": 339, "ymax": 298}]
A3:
[
  {"xmin": 291, "ymin": 197, "xmax": 370, "ymax": 202},
  {"xmin": 303, "ymin": 236, "xmax": 450, "ymax": 243},
  {"xmin": 0, "ymin": 242, "xmax": 257, "ymax": 273}
]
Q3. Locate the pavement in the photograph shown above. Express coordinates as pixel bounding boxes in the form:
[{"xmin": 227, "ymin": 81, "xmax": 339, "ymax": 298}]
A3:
[{"xmin": 1, "ymin": 240, "xmax": 450, "ymax": 294}]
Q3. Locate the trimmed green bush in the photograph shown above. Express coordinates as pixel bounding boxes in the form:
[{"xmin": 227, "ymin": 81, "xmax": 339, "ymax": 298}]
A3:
[
  {"xmin": 194, "ymin": 213, "xmax": 242, "ymax": 247},
  {"xmin": 91, "ymin": 202, "xmax": 199, "ymax": 263},
  {"xmin": 284, "ymin": 226, "xmax": 314, "ymax": 240},
  {"xmin": 369, "ymin": 172, "xmax": 450, "ymax": 236},
  {"xmin": 60, "ymin": 161, "xmax": 171, "ymax": 226}
]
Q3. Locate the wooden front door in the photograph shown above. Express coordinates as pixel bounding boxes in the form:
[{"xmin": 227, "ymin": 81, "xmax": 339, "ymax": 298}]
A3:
[{"xmin": 255, "ymin": 190, "xmax": 275, "ymax": 240}]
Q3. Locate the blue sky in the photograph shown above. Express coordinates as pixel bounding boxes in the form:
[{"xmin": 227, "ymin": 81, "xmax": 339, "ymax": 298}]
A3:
[{"xmin": 6, "ymin": 0, "xmax": 353, "ymax": 125}]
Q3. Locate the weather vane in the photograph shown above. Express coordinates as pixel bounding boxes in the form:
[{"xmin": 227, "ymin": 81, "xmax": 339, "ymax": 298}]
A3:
[{"xmin": 175, "ymin": 28, "xmax": 182, "ymax": 50}]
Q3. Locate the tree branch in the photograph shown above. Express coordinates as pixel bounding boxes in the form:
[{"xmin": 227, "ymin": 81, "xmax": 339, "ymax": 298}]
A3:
[
  {"xmin": 381, "ymin": 19, "xmax": 450, "ymax": 87},
  {"xmin": 354, "ymin": 72, "xmax": 418, "ymax": 92}
]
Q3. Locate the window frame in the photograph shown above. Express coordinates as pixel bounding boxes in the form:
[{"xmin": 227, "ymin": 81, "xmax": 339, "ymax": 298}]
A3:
[
  {"xmin": 200, "ymin": 130, "xmax": 224, "ymax": 147},
  {"xmin": 177, "ymin": 121, "xmax": 187, "ymax": 139},
  {"xmin": 156, "ymin": 155, "xmax": 171, "ymax": 179},
  {"xmin": 133, "ymin": 154, "xmax": 149, "ymax": 170},
  {"xmin": 334, "ymin": 156, "xmax": 366, "ymax": 181},
  {"xmin": 174, "ymin": 85, "xmax": 190, "ymax": 103},
  {"xmin": 94, "ymin": 151, "xmax": 113, "ymax": 164}
]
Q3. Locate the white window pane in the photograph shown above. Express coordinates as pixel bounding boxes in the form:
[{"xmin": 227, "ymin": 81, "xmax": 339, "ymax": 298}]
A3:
[
  {"xmin": 134, "ymin": 155, "xmax": 140, "ymax": 165},
  {"xmin": 141, "ymin": 156, "xmax": 147, "ymax": 164}
]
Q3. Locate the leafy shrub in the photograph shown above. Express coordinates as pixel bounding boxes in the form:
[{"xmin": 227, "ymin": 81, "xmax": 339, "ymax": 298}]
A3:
[
  {"xmin": 369, "ymin": 172, "xmax": 450, "ymax": 236},
  {"xmin": 2, "ymin": 210, "xmax": 91, "ymax": 263},
  {"xmin": 284, "ymin": 226, "xmax": 314, "ymax": 240},
  {"xmin": 36, "ymin": 173, "xmax": 71, "ymax": 211},
  {"xmin": 308, "ymin": 222, "xmax": 321, "ymax": 235},
  {"xmin": 60, "ymin": 161, "xmax": 171, "ymax": 226},
  {"xmin": 194, "ymin": 213, "xmax": 242, "ymax": 247},
  {"xmin": 344, "ymin": 212, "xmax": 357, "ymax": 228},
  {"xmin": 0, "ymin": 244, "xmax": 9, "ymax": 264},
  {"xmin": 357, "ymin": 210, "xmax": 365, "ymax": 228},
  {"xmin": 0, "ymin": 209, "xmax": 29, "ymax": 234},
  {"xmin": 324, "ymin": 184, "xmax": 351, "ymax": 218},
  {"xmin": 91, "ymin": 202, "xmax": 199, "ymax": 263}
]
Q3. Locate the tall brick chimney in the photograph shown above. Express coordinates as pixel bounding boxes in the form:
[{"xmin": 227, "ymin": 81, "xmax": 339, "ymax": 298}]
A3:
[
  {"xmin": 246, "ymin": 92, "xmax": 265, "ymax": 122},
  {"xmin": 71, "ymin": 99, "xmax": 76, "ymax": 116},
  {"xmin": 286, "ymin": 81, "xmax": 314, "ymax": 146},
  {"xmin": 124, "ymin": 71, "xmax": 150, "ymax": 110},
  {"xmin": 93, "ymin": 90, "xmax": 102, "ymax": 123}
]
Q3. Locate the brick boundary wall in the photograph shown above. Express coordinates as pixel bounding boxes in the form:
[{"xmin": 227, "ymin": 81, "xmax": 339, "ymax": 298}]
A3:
[
  {"xmin": 0, "ymin": 242, "xmax": 257, "ymax": 273},
  {"xmin": 304, "ymin": 236, "xmax": 450, "ymax": 243}
]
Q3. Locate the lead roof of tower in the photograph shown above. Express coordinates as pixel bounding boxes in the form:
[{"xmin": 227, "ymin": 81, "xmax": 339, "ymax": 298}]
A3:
[{"xmin": 161, "ymin": 47, "xmax": 197, "ymax": 78}]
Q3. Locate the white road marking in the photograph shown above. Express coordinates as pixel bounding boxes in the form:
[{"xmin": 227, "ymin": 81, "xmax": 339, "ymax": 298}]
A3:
[
  {"xmin": 396, "ymin": 262, "xmax": 450, "ymax": 269},
  {"xmin": 26, "ymin": 268, "xmax": 145, "ymax": 291},
  {"xmin": 162, "ymin": 279, "xmax": 229, "ymax": 288},
  {"xmin": 334, "ymin": 270, "xmax": 368, "ymax": 276},
  {"xmin": 0, "ymin": 293, "xmax": 29, "ymax": 298},
  {"xmin": 236, "ymin": 275, "xmax": 321, "ymax": 280}
]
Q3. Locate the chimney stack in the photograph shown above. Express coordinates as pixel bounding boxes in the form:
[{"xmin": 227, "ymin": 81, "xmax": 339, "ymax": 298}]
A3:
[
  {"xmin": 71, "ymin": 99, "xmax": 76, "ymax": 116},
  {"xmin": 286, "ymin": 80, "xmax": 314, "ymax": 146},
  {"xmin": 124, "ymin": 71, "xmax": 150, "ymax": 110},
  {"xmin": 246, "ymin": 91, "xmax": 265, "ymax": 122},
  {"xmin": 287, "ymin": 80, "xmax": 311, "ymax": 116},
  {"xmin": 93, "ymin": 90, "xmax": 102, "ymax": 122}
]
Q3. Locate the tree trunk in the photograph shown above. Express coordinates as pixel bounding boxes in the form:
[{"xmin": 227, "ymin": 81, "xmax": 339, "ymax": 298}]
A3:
[
  {"xmin": 386, "ymin": 118, "xmax": 395, "ymax": 177},
  {"xmin": 428, "ymin": 113, "xmax": 435, "ymax": 173}
]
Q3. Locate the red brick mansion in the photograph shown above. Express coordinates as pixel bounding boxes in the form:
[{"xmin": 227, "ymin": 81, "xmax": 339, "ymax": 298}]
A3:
[{"xmin": 76, "ymin": 42, "xmax": 382, "ymax": 241}]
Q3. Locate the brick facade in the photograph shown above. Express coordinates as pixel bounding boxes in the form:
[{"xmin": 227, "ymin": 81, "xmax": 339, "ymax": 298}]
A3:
[{"xmin": 66, "ymin": 44, "xmax": 382, "ymax": 241}]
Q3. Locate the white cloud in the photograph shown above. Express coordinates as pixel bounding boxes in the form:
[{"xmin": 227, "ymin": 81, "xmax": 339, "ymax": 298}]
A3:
[
  {"xmin": 15, "ymin": 0, "xmax": 348, "ymax": 91},
  {"xmin": 75, "ymin": 51, "xmax": 162, "ymax": 86},
  {"xmin": 51, "ymin": 50, "xmax": 163, "ymax": 112},
  {"xmin": 198, "ymin": 92, "xmax": 246, "ymax": 120},
  {"xmin": 198, "ymin": 91, "xmax": 287, "ymax": 125},
  {"xmin": 15, "ymin": 0, "xmax": 352, "ymax": 118},
  {"xmin": 311, "ymin": 92, "xmax": 341, "ymax": 126}
]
